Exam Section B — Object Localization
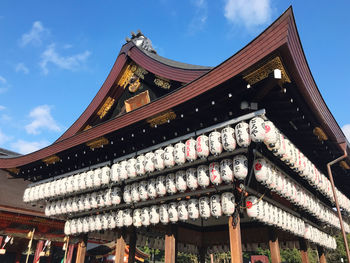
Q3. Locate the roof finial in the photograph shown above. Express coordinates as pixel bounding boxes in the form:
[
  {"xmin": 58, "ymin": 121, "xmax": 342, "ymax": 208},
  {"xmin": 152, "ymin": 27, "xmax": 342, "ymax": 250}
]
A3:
[{"xmin": 126, "ymin": 30, "xmax": 157, "ymax": 54}]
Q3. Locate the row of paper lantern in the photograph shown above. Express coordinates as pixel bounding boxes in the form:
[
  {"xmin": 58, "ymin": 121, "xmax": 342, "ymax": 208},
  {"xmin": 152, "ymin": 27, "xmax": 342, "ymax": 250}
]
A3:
[
  {"xmin": 64, "ymin": 192, "xmax": 236, "ymax": 235},
  {"xmin": 263, "ymin": 120, "xmax": 350, "ymax": 214},
  {"xmin": 246, "ymin": 196, "xmax": 336, "ymax": 250},
  {"xmin": 253, "ymin": 157, "xmax": 350, "ymax": 232},
  {"xmin": 45, "ymin": 157, "xmax": 245, "ymax": 217},
  {"xmin": 23, "ymin": 116, "xmax": 267, "ymax": 203}
]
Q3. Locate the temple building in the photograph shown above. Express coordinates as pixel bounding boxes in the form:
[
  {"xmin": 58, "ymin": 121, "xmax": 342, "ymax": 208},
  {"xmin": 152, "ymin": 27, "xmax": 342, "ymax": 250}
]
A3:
[{"xmin": 0, "ymin": 6, "xmax": 349, "ymax": 263}]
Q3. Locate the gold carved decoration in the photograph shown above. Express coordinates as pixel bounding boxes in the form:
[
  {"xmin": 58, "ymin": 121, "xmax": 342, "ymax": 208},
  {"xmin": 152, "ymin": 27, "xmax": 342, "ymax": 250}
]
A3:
[
  {"xmin": 154, "ymin": 76, "xmax": 171, "ymax": 90},
  {"xmin": 97, "ymin": 96, "xmax": 115, "ymax": 119},
  {"xmin": 83, "ymin": 125, "xmax": 92, "ymax": 131},
  {"xmin": 86, "ymin": 137, "xmax": 109, "ymax": 149},
  {"xmin": 243, "ymin": 56, "xmax": 291, "ymax": 85},
  {"xmin": 42, "ymin": 155, "xmax": 60, "ymax": 165},
  {"xmin": 125, "ymin": 90, "xmax": 150, "ymax": 112},
  {"xmin": 147, "ymin": 110, "xmax": 176, "ymax": 128},
  {"xmin": 313, "ymin": 127, "xmax": 328, "ymax": 141},
  {"xmin": 6, "ymin": 167, "xmax": 20, "ymax": 175},
  {"xmin": 340, "ymin": 161, "xmax": 350, "ymax": 170},
  {"xmin": 117, "ymin": 63, "xmax": 148, "ymax": 92}
]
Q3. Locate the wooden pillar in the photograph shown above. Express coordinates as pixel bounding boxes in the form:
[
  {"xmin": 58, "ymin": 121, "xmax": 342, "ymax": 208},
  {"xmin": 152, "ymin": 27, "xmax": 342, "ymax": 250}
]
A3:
[
  {"xmin": 229, "ymin": 215, "xmax": 242, "ymax": 263},
  {"xmin": 198, "ymin": 247, "xmax": 206, "ymax": 263},
  {"xmin": 164, "ymin": 225, "xmax": 177, "ymax": 263},
  {"xmin": 75, "ymin": 236, "xmax": 87, "ymax": 263},
  {"xmin": 299, "ymin": 238, "xmax": 309, "ymax": 263},
  {"xmin": 317, "ymin": 246, "xmax": 327, "ymax": 263},
  {"xmin": 128, "ymin": 229, "xmax": 137, "ymax": 263},
  {"xmin": 115, "ymin": 232, "xmax": 126, "ymax": 263},
  {"xmin": 268, "ymin": 229, "xmax": 281, "ymax": 263}
]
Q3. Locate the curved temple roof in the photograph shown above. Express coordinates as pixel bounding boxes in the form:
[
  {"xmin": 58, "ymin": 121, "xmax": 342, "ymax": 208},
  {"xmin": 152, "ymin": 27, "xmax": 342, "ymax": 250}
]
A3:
[{"xmin": 0, "ymin": 6, "xmax": 349, "ymax": 170}]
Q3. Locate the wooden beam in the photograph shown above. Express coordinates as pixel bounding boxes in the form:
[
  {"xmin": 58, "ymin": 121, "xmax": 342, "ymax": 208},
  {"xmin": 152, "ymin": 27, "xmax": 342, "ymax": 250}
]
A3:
[
  {"xmin": 299, "ymin": 238, "xmax": 310, "ymax": 263},
  {"xmin": 317, "ymin": 246, "xmax": 327, "ymax": 263},
  {"xmin": 229, "ymin": 215, "xmax": 243, "ymax": 263},
  {"xmin": 128, "ymin": 229, "xmax": 137, "ymax": 263},
  {"xmin": 115, "ymin": 232, "xmax": 126, "ymax": 263},
  {"xmin": 165, "ymin": 225, "xmax": 177, "ymax": 263},
  {"xmin": 75, "ymin": 236, "xmax": 87, "ymax": 263},
  {"xmin": 269, "ymin": 229, "xmax": 281, "ymax": 263}
]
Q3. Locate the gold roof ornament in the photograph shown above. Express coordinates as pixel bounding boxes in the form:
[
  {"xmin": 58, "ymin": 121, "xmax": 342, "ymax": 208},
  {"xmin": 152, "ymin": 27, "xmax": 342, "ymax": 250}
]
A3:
[
  {"xmin": 147, "ymin": 110, "xmax": 176, "ymax": 128},
  {"xmin": 313, "ymin": 127, "xmax": 328, "ymax": 141},
  {"xmin": 97, "ymin": 96, "xmax": 115, "ymax": 119},
  {"xmin": 243, "ymin": 56, "xmax": 291, "ymax": 85},
  {"xmin": 154, "ymin": 76, "xmax": 171, "ymax": 90},
  {"xmin": 117, "ymin": 63, "xmax": 148, "ymax": 92},
  {"xmin": 86, "ymin": 137, "xmax": 109, "ymax": 149},
  {"xmin": 6, "ymin": 167, "xmax": 20, "ymax": 175},
  {"xmin": 42, "ymin": 155, "xmax": 60, "ymax": 165}
]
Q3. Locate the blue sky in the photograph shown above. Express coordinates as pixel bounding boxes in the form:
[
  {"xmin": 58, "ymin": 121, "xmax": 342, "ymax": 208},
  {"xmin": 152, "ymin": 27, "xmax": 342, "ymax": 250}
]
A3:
[{"xmin": 0, "ymin": 0, "xmax": 349, "ymax": 154}]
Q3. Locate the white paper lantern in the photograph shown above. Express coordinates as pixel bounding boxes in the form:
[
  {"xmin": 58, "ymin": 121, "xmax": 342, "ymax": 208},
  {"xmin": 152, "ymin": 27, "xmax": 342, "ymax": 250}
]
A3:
[
  {"xmin": 185, "ymin": 168, "xmax": 198, "ymax": 190},
  {"xmin": 123, "ymin": 209, "xmax": 133, "ymax": 227},
  {"xmin": 45, "ymin": 204, "xmax": 51, "ymax": 217},
  {"xmin": 76, "ymin": 218, "xmax": 83, "ymax": 233},
  {"xmin": 174, "ymin": 142, "xmax": 186, "ymax": 165},
  {"xmin": 89, "ymin": 216, "xmax": 96, "ymax": 232},
  {"xmin": 209, "ymin": 162, "xmax": 222, "ymax": 185},
  {"xmin": 188, "ymin": 199, "xmax": 199, "ymax": 219},
  {"xmin": 245, "ymin": 196, "xmax": 259, "ymax": 218},
  {"xmin": 97, "ymin": 191, "xmax": 105, "ymax": 208},
  {"xmin": 95, "ymin": 214, "xmax": 103, "ymax": 231},
  {"xmin": 61, "ymin": 178, "xmax": 69, "ymax": 196},
  {"xmin": 123, "ymin": 185, "xmax": 132, "ymax": 204},
  {"xmin": 82, "ymin": 194, "xmax": 90, "ymax": 211},
  {"xmin": 131, "ymin": 183, "xmax": 140, "ymax": 203},
  {"xmin": 253, "ymin": 158, "xmax": 268, "ymax": 184},
  {"xmin": 233, "ymin": 155, "xmax": 248, "ymax": 180},
  {"xmin": 108, "ymin": 187, "xmax": 120, "ymax": 205},
  {"xmin": 264, "ymin": 121, "xmax": 278, "ymax": 146},
  {"xmin": 249, "ymin": 117, "xmax": 265, "ymax": 142},
  {"xmin": 154, "ymin": 148, "xmax": 165, "ymax": 170},
  {"xmin": 127, "ymin": 158, "xmax": 137, "ymax": 178},
  {"xmin": 221, "ymin": 192, "xmax": 235, "ymax": 216},
  {"xmin": 150, "ymin": 205, "xmax": 160, "ymax": 225},
  {"xmin": 119, "ymin": 160, "xmax": 129, "ymax": 181},
  {"xmin": 109, "ymin": 212, "xmax": 116, "ymax": 229},
  {"xmin": 199, "ymin": 197, "xmax": 211, "ymax": 219},
  {"xmin": 220, "ymin": 159, "xmax": 234, "ymax": 183},
  {"xmin": 138, "ymin": 180, "xmax": 149, "ymax": 201},
  {"xmin": 235, "ymin": 121, "xmax": 251, "ymax": 147},
  {"xmin": 221, "ymin": 126, "xmax": 236, "ymax": 151},
  {"xmin": 86, "ymin": 170, "xmax": 94, "ymax": 188},
  {"xmin": 66, "ymin": 177, "xmax": 74, "ymax": 193},
  {"xmin": 116, "ymin": 210, "xmax": 124, "ymax": 228},
  {"xmin": 210, "ymin": 194, "xmax": 222, "ymax": 218},
  {"xmin": 156, "ymin": 176, "xmax": 167, "ymax": 197},
  {"xmin": 141, "ymin": 207, "xmax": 151, "ymax": 226},
  {"xmin": 104, "ymin": 188, "xmax": 112, "ymax": 206},
  {"xmin": 79, "ymin": 172, "xmax": 87, "ymax": 191},
  {"xmin": 166, "ymin": 173, "xmax": 177, "ymax": 194},
  {"xmin": 111, "ymin": 163, "xmax": 120, "ymax": 182},
  {"xmin": 55, "ymin": 200, "xmax": 63, "ymax": 214},
  {"xmin": 176, "ymin": 170, "xmax": 187, "ymax": 192},
  {"xmin": 64, "ymin": 221, "xmax": 71, "ymax": 235},
  {"xmin": 185, "ymin": 138, "xmax": 197, "ymax": 162},
  {"xmin": 23, "ymin": 188, "xmax": 30, "ymax": 203},
  {"xmin": 93, "ymin": 168, "xmax": 102, "ymax": 188},
  {"xmin": 136, "ymin": 155, "xmax": 146, "ymax": 175},
  {"xmin": 102, "ymin": 214, "xmax": 109, "ymax": 230},
  {"xmin": 133, "ymin": 209, "xmax": 142, "ymax": 228},
  {"xmin": 168, "ymin": 202, "xmax": 179, "ymax": 223},
  {"xmin": 71, "ymin": 219, "xmax": 78, "ymax": 235},
  {"xmin": 164, "ymin": 145, "xmax": 175, "ymax": 168},
  {"xmin": 146, "ymin": 178, "xmax": 156, "ymax": 199},
  {"xmin": 178, "ymin": 201, "xmax": 189, "ymax": 221},
  {"xmin": 144, "ymin": 152, "xmax": 155, "ymax": 173},
  {"xmin": 160, "ymin": 204, "xmax": 169, "ymax": 224},
  {"xmin": 61, "ymin": 199, "xmax": 67, "ymax": 214},
  {"xmin": 209, "ymin": 131, "xmax": 223, "ymax": 155},
  {"xmin": 65, "ymin": 198, "xmax": 73, "ymax": 213},
  {"xmin": 196, "ymin": 135, "xmax": 209, "ymax": 159},
  {"xmin": 197, "ymin": 165, "xmax": 210, "ymax": 188},
  {"xmin": 50, "ymin": 201, "xmax": 56, "ymax": 215},
  {"xmin": 83, "ymin": 217, "xmax": 89, "ymax": 233},
  {"xmin": 43, "ymin": 183, "xmax": 50, "ymax": 199}
]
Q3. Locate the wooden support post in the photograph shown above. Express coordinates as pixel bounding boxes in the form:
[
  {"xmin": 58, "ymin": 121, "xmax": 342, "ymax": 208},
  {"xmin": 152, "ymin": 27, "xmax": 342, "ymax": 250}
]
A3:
[
  {"xmin": 128, "ymin": 229, "xmax": 137, "ymax": 263},
  {"xmin": 317, "ymin": 246, "xmax": 327, "ymax": 263},
  {"xmin": 75, "ymin": 236, "xmax": 87, "ymax": 263},
  {"xmin": 229, "ymin": 215, "xmax": 243, "ymax": 263},
  {"xmin": 115, "ymin": 232, "xmax": 126, "ymax": 263},
  {"xmin": 268, "ymin": 229, "xmax": 281, "ymax": 263},
  {"xmin": 299, "ymin": 238, "xmax": 309, "ymax": 263},
  {"xmin": 165, "ymin": 225, "xmax": 177, "ymax": 263},
  {"xmin": 198, "ymin": 247, "xmax": 206, "ymax": 263}
]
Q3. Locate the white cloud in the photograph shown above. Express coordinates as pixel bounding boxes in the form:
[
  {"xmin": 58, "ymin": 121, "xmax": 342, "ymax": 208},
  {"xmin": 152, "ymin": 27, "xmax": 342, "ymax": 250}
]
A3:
[
  {"xmin": 15, "ymin": 63, "xmax": 29, "ymax": 74},
  {"xmin": 188, "ymin": 0, "xmax": 208, "ymax": 34},
  {"xmin": 224, "ymin": 0, "xmax": 272, "ymax": 29},
  {"xmin": 0, "ymin": 105, "xmax": 5, "ymax": 111},
  {"xmin": 10, "ymin": 139, "xmax": 49, "ymax": 154},
  {"xmin": 20, "ymin": 21, "xmax": 48, "ymax": 47},
  {"xmin": 25, "ymin": 105, "xmax": 61, "ymax": 135},
  {"xmin": 0, "ymin": 128, "xmax": 11, "ymax": 145},
  {"xmin": 0, "ymin": 76, "xmax": 6, "ymax": 84},
  {"xmin": 0, "ymin": 75, "xmax": 8, "ymax": 94},
  {"xmin": 342, "ymin": 124, "xmax": 350, "ymax": 142},
  {"xmin": 40, "ymin": 44, "xmax": 91, "ymax": 74}
]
